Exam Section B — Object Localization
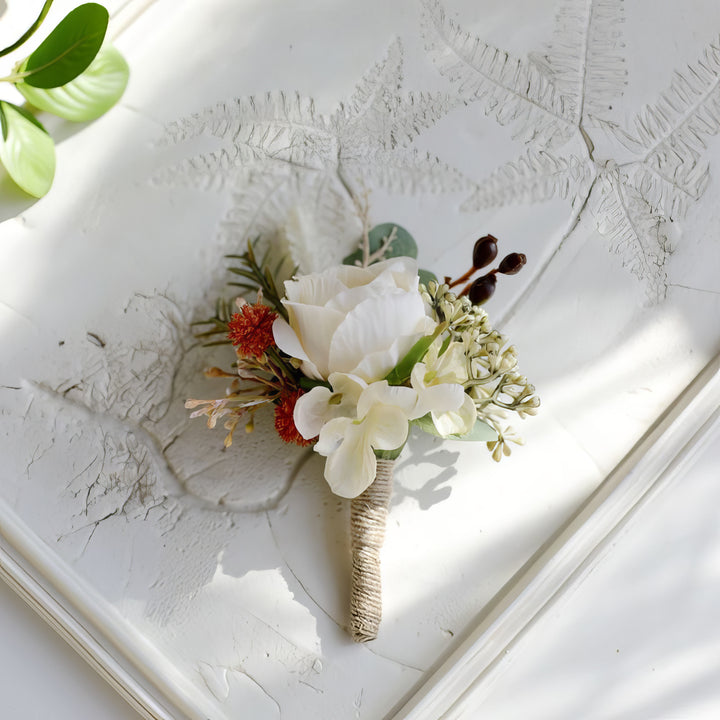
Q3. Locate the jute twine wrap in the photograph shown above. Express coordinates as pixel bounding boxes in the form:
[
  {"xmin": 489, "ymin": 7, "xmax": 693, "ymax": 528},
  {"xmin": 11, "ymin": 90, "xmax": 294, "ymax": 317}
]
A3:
[{"xmin": 349, "ymin": 458, "xmax": 394, "ymax": 642}]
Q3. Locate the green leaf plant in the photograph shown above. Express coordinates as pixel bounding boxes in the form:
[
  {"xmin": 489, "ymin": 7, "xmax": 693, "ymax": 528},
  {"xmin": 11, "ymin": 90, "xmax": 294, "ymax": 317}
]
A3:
[
  {"xmin": 343, "ymin": 222, "xmax": 439, "ymax": 285},
  {"xmin": 0, "ymin": 1, "xmax": 128, "ymax": 197}
]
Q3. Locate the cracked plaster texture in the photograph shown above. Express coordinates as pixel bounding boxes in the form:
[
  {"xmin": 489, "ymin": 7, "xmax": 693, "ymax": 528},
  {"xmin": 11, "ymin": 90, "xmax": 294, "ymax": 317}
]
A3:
[{"xmin": 0, "ymin": 0, "xmax": 719, "ymax": 717}]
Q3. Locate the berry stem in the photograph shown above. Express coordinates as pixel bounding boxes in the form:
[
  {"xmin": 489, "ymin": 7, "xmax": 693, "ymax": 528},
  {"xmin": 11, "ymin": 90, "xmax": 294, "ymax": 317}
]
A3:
[{"xmin": 447, "ymin": 266, "xmax": 476, "ymax": 289}]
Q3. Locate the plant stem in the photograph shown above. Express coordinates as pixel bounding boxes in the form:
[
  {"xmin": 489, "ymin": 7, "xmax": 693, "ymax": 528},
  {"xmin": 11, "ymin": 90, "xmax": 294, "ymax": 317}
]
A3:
[{"xmin": 0, "ymin": 0, "xmax": 55, "ymax": 59}]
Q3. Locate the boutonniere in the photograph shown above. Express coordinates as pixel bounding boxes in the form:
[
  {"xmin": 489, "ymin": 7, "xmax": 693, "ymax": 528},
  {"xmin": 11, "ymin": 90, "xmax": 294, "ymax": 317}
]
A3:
[{"xmin": 188, "ymin": 215, "xmax": 538, "ymax": 641}]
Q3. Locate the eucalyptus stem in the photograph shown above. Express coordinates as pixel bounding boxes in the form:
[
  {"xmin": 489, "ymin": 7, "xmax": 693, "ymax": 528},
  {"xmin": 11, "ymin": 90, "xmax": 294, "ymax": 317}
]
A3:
[{"xmin": 0, "ymin": 0, "xmax": 55, "ymax": 59}]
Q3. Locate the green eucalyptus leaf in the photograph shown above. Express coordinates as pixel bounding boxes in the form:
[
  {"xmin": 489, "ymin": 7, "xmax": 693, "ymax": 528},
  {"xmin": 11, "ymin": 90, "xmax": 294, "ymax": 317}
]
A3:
[
  {"xmin": 21, "ymin": 3, "xmax": 108, "ymax": 89},
  {"xmin": 458, "ymin": 418, "xmax": 498, "ymax": 442},
  {"xmin": 0, "ymin": 102, "xmax": 55, "ymax": 197},
  {"xmin": 412, "ymin": 413, "xmax": 497, "ymax": 442},
  {"xmin": 384, "ymin": 324, "xmax": 444, "ymax": 386},
  {"xmin": 418, "ymin": 268, "xmax": 438, "ymax": 286},
  {"xmin": 343, "ymin": 222, "xmax": 417, "ymax": 266},
  {"xmin": 18, "ymin": 45, "xmax": 128, "ymax": 121}
]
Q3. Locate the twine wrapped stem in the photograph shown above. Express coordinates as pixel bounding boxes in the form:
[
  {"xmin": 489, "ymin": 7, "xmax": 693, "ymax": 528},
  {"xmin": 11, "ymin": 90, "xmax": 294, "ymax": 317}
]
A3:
[{"xmin": 349, "ymin": 458, "xmax": 395, "ymax": 642}]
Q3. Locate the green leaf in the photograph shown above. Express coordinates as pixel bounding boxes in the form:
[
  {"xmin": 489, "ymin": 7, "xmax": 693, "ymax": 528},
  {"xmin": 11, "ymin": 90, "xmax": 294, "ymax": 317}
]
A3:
[
  {"xmin": 384, "ymin": 324, "xmax": 445, "ymax": 386},
  {"xmin": 418, "ymin": 268, "xmax": 438, "ymax": 286},
  {"xmin": 343, "ymin": 222, "xmax": 418, "ymax": 266},
  {"xmin": 412, "ymin": 413, "xmax": 497, "ymax": 442},
  {"xmin": 21, "ymin": 3, "xmax": 108, "ymax": 89},
  {"xmin": 374, "ymin": 444, "xmax": 405, "ymax": 461},
  {"xmin": 298, "ymin": 377, "xmax": 332, "ymax": 391},
  {"xmin": 17, "ymin": 45, "xmax": 128, "ymax": 121},
  {"xmin": 0, "ymin": 102, "xmax": 55, "ymax": 197}
]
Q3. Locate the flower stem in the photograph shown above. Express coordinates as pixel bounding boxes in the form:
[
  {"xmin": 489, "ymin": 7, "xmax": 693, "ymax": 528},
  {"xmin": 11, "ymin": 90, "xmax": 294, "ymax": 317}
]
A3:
[{"xmin": 0, "ymin": 0, "xmax": 55, "ymax": 59}]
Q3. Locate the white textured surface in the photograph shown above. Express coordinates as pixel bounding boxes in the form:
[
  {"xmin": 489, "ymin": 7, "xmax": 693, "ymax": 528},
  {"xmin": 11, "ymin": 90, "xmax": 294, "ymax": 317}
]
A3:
[
  {"xmin": 0, "ymin": 1, "xmax": 719, "ymax": 718},
  {"xmin": 468, "ymin": 415, "xmax": 720, "ymax": 720}
]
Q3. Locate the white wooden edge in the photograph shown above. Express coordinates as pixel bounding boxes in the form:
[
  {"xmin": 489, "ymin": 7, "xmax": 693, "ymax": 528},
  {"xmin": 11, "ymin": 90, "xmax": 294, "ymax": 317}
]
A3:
[
  {"xmin": 392, "ymin": 350, "xmax": 720, "ymax": 719},
  {"xmin": 0, "ymin": 538, "xmax": 184, "ymax": 720}
]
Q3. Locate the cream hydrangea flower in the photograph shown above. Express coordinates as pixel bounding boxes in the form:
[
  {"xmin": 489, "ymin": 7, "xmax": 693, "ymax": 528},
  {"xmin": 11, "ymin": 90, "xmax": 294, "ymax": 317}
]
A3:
[
  {"xmin": 410, "ymin": 339, "xmax": 476, "ymax": 437},
  {"xmin": 313, "ymin": 381, "xmax": 419, "ymax": 497},
  {"xmin": 295, "ymin": 369, "xmax": 471, "ymax": 497},
  {"xmin": 293, "ymin": 372, "xmax": 366, "ymax": 440}
]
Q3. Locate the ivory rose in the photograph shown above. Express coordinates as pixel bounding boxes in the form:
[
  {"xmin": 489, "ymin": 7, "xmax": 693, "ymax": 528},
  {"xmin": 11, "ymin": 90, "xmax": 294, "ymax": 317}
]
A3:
[{"xmin": 272, "ymin": 257, "xmax": 435, "ymax": 382}]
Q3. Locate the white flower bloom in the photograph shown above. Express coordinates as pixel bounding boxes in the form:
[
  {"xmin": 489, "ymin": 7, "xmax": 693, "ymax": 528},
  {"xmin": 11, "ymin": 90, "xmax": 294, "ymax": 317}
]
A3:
[
  {"xmin": 272, "ymin": 257, "xmax": 435, "ymax": 381},
  {"xmin": 422, "ymin": 338, "xmax": 469, "ymax": 385},
  {"xmin": 313, "ymin": 380, "xmax": 420, "ymax": 498},
  {"xmin": 293, "ymin": 372, "xmax": 366, "ymax": 440},
  {"xmin": 410, "ymin": 339, "xmax": 477, "ymax": 438}
]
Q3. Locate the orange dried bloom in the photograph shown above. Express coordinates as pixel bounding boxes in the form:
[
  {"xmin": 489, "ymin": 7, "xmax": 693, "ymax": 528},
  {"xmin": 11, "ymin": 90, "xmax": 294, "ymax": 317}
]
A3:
[
  {"xmin": 227, "ymin": 303, "xmax": 277, "ymax": 358},
  {"xmin": 274, "ymin": 390, "xmax": 315, "ymax": 447}
]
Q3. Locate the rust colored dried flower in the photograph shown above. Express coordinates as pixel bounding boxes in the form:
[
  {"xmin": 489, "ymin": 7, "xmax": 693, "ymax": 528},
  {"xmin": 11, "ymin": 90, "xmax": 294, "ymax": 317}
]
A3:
[
  {"xmin": 274, "ymin": 390, "xmax": 316, "ymax": 447},
  {"xmin": 227, "ymin": 303, "xmax": 278, "ymax": 358}
]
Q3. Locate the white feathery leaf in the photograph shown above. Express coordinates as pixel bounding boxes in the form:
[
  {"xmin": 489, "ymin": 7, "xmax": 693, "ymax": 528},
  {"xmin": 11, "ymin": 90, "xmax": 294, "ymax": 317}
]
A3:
[
  {"xmin": 219, "ymin": 167, "xmax": 359, "ymax": 273},
  {"xmin": 336, "ymin": 40, "xmax": 459, "ymax": 154},
  {"xmin": 533, "ymin": 0, "xmax": 626, "ymax": 125},
  {"xmin": 341, "ymin": 38, "xmax": 404, "ymax": 126},
  {"xmin": 156, "ymin": 92, "xmax": 332, "ymax": 188},
  {"xmin": 340, "ymin": 91, "xmax": 458, "ymax": 158},
  {"xmin": 219, "ymin": 167, "xmax": 298, "ymax": 249},
  {"xmin": 154, "ymin": 41, "xmax": 460, "ymax": 201},
  {"xmin": 593, "ymin": 171, "xmax": 670, "ymax": 301},
  {"xmin": 288, "ymin": 174, "xmax": 362, "ymax": 272},
  {"xmin": 462, "ymin": 148, "xmax": 594, "ymax": 210},
  {"xmin": 150, "ymin": 147, "xmax": 244, "ymax": 191},
  {"xmin": 609, "ymin": 38, "xmax": 720, "ymax": 162},
  {"xmin": 162, "ymin": 92, "xmax": 328, "ymax": 150},
  {"xmin": 621, "ymin": 158, "xmax": 709, "ymax": 220},
  {"xmin": 346, "ymin": 148, "xmax": 474, "ymax": 195},
  {"xmin": 421, "ymin": 0, "xmax": 575, "ymax": 146}
]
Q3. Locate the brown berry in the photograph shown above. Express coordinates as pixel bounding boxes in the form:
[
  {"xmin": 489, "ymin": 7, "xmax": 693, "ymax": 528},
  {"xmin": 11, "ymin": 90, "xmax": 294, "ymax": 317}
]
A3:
[
  {"xmin": 468, "ymin": 274, "xmax": 497, "ymax": 304},
  {"xmin": 498, "ymin": 252, "xmax": 527, "ymax": 275},
  {"xmin": 472, "ymin": 235, "xmax": 499, "ymax": 269}
]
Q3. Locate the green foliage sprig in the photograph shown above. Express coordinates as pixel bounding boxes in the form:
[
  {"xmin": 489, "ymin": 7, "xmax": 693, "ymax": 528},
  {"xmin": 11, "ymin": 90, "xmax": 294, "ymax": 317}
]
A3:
[
  {"xmin": 0, "ymin": 1, "xmax": 129, "ymax": 197},
  {"xmin": 192, "ymin": 239, "xmax": 292, "ymax": 346}
]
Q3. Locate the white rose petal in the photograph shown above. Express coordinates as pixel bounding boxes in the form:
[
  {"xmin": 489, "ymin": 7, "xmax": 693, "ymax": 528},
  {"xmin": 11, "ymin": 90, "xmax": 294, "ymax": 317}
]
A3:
[
  {"xmin": 329, "ymin": 291, "xmax": 431, "ymax": 381},
  {"xmin": 274, "ymin": 257, "xmax": 435, "ymax": 382}
]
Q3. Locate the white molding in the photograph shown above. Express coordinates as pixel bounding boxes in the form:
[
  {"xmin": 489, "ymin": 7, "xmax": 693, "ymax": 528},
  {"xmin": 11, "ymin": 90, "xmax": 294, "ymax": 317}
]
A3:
[
  {"xmin": 0, "ymin": 539, "xmax": 183, "ymax": 720},
  {"xmin": 392, "ymin": 351, "xmax": 720, "ymax": 719}
]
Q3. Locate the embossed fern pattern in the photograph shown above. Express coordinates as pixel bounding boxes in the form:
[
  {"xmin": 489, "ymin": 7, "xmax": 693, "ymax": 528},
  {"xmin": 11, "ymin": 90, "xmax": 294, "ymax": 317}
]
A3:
[
  {"xmin": 423, "ymin": 0, "xmax": 720, "ymax": 302},
  {"xmin": 154, "ymin": 40, "xmax": 469, "ymax": 272}
]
